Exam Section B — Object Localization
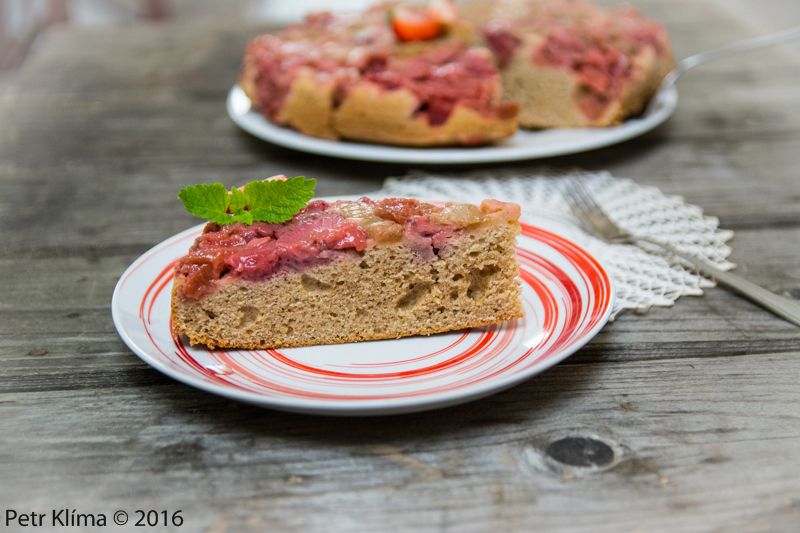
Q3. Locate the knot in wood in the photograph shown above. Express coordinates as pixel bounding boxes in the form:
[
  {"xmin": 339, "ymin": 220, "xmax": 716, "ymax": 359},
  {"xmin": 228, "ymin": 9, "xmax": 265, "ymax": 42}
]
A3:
[{"xmin": 545, "ymin": 437, "xmax": 614, "ymax": 467}]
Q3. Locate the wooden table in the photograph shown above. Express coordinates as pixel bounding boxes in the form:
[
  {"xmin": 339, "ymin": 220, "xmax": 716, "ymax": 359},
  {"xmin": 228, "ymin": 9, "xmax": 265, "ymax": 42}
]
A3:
[{"xmin": 2, "ymin": 1, "xmax": 799, "ymax": 531}]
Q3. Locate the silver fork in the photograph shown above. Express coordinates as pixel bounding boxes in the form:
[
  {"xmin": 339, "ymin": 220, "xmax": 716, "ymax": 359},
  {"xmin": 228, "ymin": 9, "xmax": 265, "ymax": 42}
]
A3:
[{"xmin": 561, "ymin": 178, "xmax": 800, "ymax": 327}]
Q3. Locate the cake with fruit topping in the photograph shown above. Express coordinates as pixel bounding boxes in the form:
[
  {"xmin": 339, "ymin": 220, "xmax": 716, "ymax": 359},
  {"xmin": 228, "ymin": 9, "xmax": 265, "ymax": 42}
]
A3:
[
  {"xmin": 171, "ymin": 177, "xmax": 524, "ymax": 349},
  {"xmin": 239, "ymin": 0, "xmax": 673, "ymax": 141},
  {"xmin": 461, "ymin": 0, "xmax": 675, "ymax": 127},
  {"xmin": 239, "ymin": 2, "xmax": 519, "ymax": 146}
]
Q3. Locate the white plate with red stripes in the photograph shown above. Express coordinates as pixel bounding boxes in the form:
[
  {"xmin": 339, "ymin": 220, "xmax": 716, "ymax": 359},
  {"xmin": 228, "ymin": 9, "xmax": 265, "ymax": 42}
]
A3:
[{"xmin": 112, "ymin": 215, "xmax": 614, "ymax": 416}]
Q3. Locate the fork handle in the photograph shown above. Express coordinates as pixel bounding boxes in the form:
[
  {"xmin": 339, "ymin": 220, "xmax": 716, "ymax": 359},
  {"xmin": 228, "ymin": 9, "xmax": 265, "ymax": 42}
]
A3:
[
  {"xmin": 646, "ymin": 25, "xmax": 800, "ymax": 114},
  {"xmin": 638, "ymin": 237, "xmax": 800, "ymax": 327}
]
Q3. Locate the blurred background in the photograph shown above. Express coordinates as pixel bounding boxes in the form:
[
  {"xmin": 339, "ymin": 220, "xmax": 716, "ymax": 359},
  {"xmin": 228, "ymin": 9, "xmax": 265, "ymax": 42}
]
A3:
[{"xmin": 1, "ymin": 0, "xmax": 798, "ymax": 75}]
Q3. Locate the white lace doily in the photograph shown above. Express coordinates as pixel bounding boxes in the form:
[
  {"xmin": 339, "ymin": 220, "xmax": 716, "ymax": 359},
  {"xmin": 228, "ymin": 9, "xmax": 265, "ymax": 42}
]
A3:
[{"xmin": 379, "ymin": 169, "xmax": 735, "ymax": 319}]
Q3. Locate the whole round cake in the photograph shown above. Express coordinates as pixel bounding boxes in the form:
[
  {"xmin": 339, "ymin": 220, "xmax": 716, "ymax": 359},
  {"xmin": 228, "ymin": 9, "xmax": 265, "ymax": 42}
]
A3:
[{"xmin": 240, "ymin": 0, "xmax": 674, "ymax": 146}]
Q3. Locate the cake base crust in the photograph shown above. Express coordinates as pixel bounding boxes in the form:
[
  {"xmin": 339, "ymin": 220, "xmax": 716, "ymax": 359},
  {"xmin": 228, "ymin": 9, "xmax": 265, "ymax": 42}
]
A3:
[
  {"xmin": 333, "ymin": 83, "xmax": 518, "ymax": 147},
  {"xmin": 503, "ymin": 44, "xmax": 673, "ymax": 128},
  {"xmin": 241, "ymin": 69, "xmax": 518, "ymax": 147},
  {"xmin": 460, "ymin": 0, "xmax": 676, "ymax": 129},
  {"xmin": 172, "ymin": 222, "xmax": 523, "ymax": 349},
  {"xmin": 277, "ymin": 69, "xmax": 338, "ymax": 141}
]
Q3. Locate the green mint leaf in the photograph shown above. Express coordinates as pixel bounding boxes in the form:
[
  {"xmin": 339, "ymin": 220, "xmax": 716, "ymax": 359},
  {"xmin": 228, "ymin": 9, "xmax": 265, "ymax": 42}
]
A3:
[
  {"xmin": 244, "ymin": 176, "xmax": 316, "ymax": 223},
  {"xmin": 178, "ymin": 177, "xmax": 316, "ymax": 225},
  {"xmin": 226, "ymin": 188, "xmax": 253, "ymax": 224},
  {"xmin": 228, "ymin": 187, "xmax": 247, "ymax": 214},
  {"xmin": 230, "ymin": 211, "xmax": 254, "ymax": 225},
  {"xmin": 178, "ymin": 183, "xmax": 237, "ymax": 225}
]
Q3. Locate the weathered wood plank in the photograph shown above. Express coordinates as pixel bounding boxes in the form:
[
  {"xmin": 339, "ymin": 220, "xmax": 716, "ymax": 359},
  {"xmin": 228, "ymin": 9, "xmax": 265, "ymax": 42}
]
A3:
[{"xmin": 1, "ymin": 352, "xmax": 798, "ymax": 532}]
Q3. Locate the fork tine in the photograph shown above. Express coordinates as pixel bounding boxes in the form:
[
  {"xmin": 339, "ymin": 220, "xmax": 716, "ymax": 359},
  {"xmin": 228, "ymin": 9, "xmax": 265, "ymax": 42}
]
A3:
[
  {"xmin": 565, "ymin": 177, "xmax": 603, "ymax": 218},
  {"xmin": 560, "ymin": 177, "xmax": 630, "ymax": 242},
  {"xmin": 561, "ymin": 179, "xmax": 601, "ymax": 237}
]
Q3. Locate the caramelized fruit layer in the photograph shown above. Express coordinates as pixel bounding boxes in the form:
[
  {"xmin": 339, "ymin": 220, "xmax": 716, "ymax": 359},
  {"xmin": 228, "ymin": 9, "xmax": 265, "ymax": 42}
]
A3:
[{"xmin": 175, "ymin": 198, "xmax": 519, "ymax": 299}]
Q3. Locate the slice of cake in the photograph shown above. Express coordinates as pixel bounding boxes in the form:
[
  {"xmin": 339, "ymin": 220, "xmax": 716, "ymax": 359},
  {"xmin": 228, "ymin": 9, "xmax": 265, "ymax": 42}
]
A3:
[
  {"xmin": 460, "ymin": 0, "xmax": 675, "ymax": 128},
  {"xmin": 239, "ymin": 4, "xmax": 519, "ymax": 146},
  {"xmin": 171, "ymin": 195, "xmax": 524, "ymax": 349}
]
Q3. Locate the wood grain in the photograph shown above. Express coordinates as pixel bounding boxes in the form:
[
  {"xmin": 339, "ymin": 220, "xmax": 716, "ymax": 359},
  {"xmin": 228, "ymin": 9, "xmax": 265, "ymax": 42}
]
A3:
[{"xmin": 1, "ymin": 0, "xmax": 799, "ymax": 531}]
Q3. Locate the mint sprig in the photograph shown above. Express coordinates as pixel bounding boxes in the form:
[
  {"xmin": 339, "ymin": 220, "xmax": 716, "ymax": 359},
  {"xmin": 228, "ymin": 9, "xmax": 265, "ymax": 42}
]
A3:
[{"xmin": 178, "ymin": 176, "xmax": 316, "ymax": 225}]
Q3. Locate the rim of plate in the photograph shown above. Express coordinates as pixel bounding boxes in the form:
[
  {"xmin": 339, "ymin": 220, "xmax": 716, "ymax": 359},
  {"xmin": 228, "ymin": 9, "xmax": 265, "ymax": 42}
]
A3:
[
  {"xmin": 112, "ymin": 202, "xmax": 615, "ymax": 416},
  {"xmin": 226, "ymin": 84, "xmax": 677, "ymax": 164}
]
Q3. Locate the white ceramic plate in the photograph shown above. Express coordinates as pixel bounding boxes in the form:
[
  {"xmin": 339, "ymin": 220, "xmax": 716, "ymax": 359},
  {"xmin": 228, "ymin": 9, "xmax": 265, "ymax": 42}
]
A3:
[
  {"xmin": 227, "ymin": 84, "xmax": 677, "ymax": 164},
  {"xmin": 113, "ymin": 209, "xmax": 614, "ymax": 416}
]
